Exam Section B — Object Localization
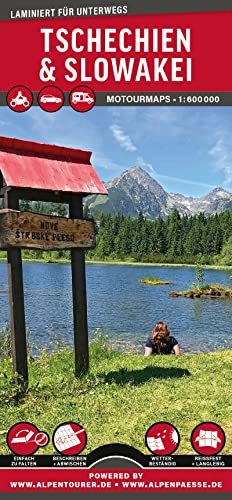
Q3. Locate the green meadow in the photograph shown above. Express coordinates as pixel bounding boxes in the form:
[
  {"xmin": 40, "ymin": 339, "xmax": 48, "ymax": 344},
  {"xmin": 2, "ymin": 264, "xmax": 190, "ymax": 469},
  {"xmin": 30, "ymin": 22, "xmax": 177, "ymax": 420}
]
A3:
[{"xmin": 0, "ymin": 334, "xmax": 231, "ymax": 455}]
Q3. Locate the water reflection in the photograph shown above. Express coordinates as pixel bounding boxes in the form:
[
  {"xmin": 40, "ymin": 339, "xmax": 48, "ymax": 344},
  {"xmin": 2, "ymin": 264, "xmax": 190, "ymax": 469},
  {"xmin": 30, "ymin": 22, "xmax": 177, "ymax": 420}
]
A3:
[{"xmin": 0, "ymin": 262, "xmax": 232, "ymax": 354}]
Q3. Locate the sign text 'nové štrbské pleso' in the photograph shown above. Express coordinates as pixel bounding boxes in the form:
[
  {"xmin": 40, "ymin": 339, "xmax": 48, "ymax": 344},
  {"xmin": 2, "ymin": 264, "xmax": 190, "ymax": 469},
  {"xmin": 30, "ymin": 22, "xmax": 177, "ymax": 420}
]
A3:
[{"xmin": 0, "ymin": 210, "xmax": 96, "ymax": 250}]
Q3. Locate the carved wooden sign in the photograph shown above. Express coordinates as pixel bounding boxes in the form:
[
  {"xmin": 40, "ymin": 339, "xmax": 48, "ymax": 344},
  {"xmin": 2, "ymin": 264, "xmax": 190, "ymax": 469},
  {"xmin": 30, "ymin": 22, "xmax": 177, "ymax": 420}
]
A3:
[{"xmin": 0, "ymin": 210, "xmax": 96, "ymax": 250}]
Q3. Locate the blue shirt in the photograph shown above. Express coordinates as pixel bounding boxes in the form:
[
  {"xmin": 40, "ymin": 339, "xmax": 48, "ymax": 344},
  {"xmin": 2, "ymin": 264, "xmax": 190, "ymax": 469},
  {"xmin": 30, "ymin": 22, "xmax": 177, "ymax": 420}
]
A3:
[{"xmin": 146, "ymin": 335, "xmax": 178, "ymax": 355}]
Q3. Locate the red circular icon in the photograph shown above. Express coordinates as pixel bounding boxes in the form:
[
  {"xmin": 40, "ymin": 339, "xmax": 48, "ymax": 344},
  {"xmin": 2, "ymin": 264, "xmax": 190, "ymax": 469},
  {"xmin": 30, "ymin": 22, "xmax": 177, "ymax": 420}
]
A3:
[
  {"xmin": 7, "ymin": 422, "xmax": 49, "ymax": 455},
  {"xmin": 145, "ymin": 422, "xmax": 180, "ymax": 455},
  {"xmin": 52, "ymin": 422, "xmax": 87, "ymax": 455},
  {"xmin": 69, "ymin": 86, "xmax": 96, "ymax": 112},
  {"xmin": 7, "ymin": 86, "xmax": 33, "ymax": 112},
  {"xmin": 35, "ymin": 432, "xmax": 49, "ymax": 447},
  {"xmin": 38, "ymin": 86, "xmax": 64, "ymax": 112},
  {"xmin": 191, "ymin": 422, "xmax": 225, "ymax": 455}
]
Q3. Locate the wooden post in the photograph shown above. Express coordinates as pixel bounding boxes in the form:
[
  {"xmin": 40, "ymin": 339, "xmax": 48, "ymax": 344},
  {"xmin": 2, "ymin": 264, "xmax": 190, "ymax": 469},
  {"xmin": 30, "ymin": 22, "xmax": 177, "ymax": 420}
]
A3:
[
  {"xmin": 69, "ymin": 195, "xmax": 89, "ymax": 375},
  {"xmin": 4, "ymin": 190, "xmax": 28, "ymax": 385}
]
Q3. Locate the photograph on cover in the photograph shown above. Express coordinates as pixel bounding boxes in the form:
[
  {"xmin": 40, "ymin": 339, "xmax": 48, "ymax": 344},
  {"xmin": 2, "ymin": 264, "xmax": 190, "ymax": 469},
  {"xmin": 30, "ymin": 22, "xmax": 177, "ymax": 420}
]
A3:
[{"xmin": 0, "ymin": 105, "xmax": 231, "ymax": 457}]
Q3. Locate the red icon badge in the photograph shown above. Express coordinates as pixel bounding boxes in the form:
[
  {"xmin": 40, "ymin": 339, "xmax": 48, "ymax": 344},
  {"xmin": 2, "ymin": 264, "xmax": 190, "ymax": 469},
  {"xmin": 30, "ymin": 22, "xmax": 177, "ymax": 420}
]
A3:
[
  {"xmin": 7, "ymin": 422, "xmax": 49, "ymax": 455},
  {"xmin": 7, "ymin": 86, "xmax": 33, "ymax": 112},
  {"xmin": 38, "ymin": 86, "xmax": 64, "ymax": 112},
  {"xmin": 191, "ymin": 422, "xmax": 225, "ymax": 455},
  {"xmin": 69, "ymin": 86, "xmax": 96, "ymax": 112},
  {"xmin": 145, "ymin": 422, "xmax": 180, "ymax": 455},
  {"xmin": 52, "ymin": 422, "xmax": 87, "ymax": 455}
]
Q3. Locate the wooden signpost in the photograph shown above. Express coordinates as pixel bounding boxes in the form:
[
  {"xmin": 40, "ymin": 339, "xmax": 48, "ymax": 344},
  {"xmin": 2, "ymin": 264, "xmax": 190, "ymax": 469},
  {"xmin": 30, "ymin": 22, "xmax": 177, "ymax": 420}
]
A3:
[
  {"xmin": 0, "ymin": 136, "xmax": 108, "ymax": 385},
  {"xmin": 0, "ymin": 210, "xmax": 96, "ymax": 250}
]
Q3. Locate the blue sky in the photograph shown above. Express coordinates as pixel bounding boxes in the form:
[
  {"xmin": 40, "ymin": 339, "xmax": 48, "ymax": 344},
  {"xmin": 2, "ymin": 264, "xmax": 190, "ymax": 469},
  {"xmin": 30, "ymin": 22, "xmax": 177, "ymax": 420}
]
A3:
[{"xmin": 0, "ymin": 106, "xmax": 232, "ymax": 197}]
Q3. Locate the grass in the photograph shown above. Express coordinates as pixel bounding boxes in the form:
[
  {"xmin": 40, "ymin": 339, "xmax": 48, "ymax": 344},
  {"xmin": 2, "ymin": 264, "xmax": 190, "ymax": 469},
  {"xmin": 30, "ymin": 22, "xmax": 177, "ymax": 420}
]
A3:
[
  {"xmin": 139, "ymin": 277, "xmax": 171, "ymax": 285},
  {"xmin": 0, "ymin": 334, "xmax": 231, "ymax": 456},
  {"xmin": 170, "ymin": 284, "xmax": 232, "ymax": 298}
]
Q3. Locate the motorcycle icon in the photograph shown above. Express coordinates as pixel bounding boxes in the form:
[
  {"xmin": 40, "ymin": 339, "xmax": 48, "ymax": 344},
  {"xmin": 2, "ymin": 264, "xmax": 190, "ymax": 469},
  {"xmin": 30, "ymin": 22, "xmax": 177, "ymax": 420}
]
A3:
[{"xmin": 10, "ymin": 91, "xmax": 30, "ymax": 108}]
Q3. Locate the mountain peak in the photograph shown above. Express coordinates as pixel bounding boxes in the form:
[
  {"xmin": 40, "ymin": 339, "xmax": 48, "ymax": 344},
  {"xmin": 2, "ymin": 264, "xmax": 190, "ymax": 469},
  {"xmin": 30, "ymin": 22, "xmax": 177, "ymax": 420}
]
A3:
[
  {"xmin": 87, "ymin": 166, "xmax": 232, "ymax": 219},
  {"xmin": 120, "ymin": 165, "xmax": 153, "ymax": 181},
  {"xmin": 207, "ymin": 187, "xmax": 230, "ymax": 196},
  {"xmin": 106, "ymin": 166, "xmax": 166, "ymax": 194},
  {"xmin": 125, "ymin": 166, "xmax": 145, "ymax": 174},
  {"xmin": 201, "ymin": 187, "xmax": 232, "ymax": 201}
]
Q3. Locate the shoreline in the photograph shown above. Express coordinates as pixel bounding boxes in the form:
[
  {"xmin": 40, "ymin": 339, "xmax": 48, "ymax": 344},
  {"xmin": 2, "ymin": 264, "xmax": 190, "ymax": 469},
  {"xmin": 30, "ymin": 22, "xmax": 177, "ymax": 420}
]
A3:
[
  {"xmin": 85, "ymin": 260, "xmax": 232, "ymax": 272},
  {"xmin": 0, "ymin": 257, "xmax": 231, "ymax": 272}
]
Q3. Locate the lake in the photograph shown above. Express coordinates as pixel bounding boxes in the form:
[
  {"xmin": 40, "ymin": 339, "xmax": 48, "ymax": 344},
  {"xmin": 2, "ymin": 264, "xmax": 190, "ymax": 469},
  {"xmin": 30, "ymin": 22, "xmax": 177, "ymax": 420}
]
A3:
[{"xmin": 0, "ymin": 262, "xmax": 232, "ymax": 354}]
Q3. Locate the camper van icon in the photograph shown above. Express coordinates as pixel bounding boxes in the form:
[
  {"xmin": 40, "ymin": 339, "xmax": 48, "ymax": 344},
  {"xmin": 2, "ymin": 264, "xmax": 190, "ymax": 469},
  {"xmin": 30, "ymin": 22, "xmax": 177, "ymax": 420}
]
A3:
[
  {"xmin": 69, "ymin": 86, "xmax": 96, "ymax": 112},
  {"xmin": 71, "ymin": 92, "xmax": 94, "ymax": 105}
]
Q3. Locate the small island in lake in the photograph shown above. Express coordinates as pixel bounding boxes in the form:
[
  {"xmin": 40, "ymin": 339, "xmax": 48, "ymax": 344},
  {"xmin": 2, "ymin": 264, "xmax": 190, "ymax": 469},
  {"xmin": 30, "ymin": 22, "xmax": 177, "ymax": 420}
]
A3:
[
  {"xmin": 170, "ymin": 284, "xmax": 232, "ymax": 298},
  {"xmin": 139, "ymin": 277, "xmax": 171, "ymax": 285}
]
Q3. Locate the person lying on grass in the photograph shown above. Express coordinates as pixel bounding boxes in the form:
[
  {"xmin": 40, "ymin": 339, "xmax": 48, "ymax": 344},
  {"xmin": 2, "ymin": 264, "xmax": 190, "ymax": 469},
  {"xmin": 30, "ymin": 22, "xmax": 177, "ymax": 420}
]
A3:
[{"xmin": 144, "ymin": 321, "xmax": 181, "ymax": 356}]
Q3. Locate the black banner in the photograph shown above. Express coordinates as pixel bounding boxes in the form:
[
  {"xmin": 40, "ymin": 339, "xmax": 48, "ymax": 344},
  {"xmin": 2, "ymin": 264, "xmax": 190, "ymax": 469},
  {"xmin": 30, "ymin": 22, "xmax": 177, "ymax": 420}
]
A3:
[
  {"xmin": 0, "ymin": 446, "xmax": 232, "ymax": 468},
  {"xmin": 0, "ymin": 0, "xmax": 231, "ymax": 21}
]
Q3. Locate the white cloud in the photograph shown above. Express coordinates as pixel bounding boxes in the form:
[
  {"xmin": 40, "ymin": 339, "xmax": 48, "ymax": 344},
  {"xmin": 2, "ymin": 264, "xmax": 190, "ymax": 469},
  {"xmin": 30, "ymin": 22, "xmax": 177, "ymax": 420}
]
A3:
[
  {"xmin": 140, "ymin": 108, "xmax": 186, "ymax": 139},
  {"xmin": 107, "ymin": 108, "xmax": 121, "ymax": 119},
  {"xmin": 28, "ymin": 107, "xmax": 56, "ymax": 129},
  {"xmin": 92, "ymin": 151, "xmax": 125, "ymax": 172},
  {"xmin": 109, "ymin": 124, "xmax": 137, "ymax": 152},
  {"xmin": 27, "ymin": 108, "xmax": 103, "ymax": 153},
  {"xmin": 136, "ymin": 156, "xmax": 156, "ymax": 175},
  {"xmin": 156, "ymin": 174, "xmax": 215, "ymax": 190},
  {"xmin": 0, "ymin": 119, "xmax": 12, "ymax": 127},
  {"xmin": 209, "ymin": 133, "xmax": 232, "ymax": 187}
]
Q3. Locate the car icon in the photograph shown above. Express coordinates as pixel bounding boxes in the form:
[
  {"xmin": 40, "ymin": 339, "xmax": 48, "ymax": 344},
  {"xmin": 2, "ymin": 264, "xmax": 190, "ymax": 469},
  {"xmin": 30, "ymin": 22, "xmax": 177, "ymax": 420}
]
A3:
[
  {"xmin": 10, "ymin": 91, "xmax": 30, "ymax": 108},
  {"xmin": 71, "ymin": 92, "xmax": 94, "ymax": 104},
  {"xmin": 40, "ymin": 95, "xmax": 62, "ymax": 104}
]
